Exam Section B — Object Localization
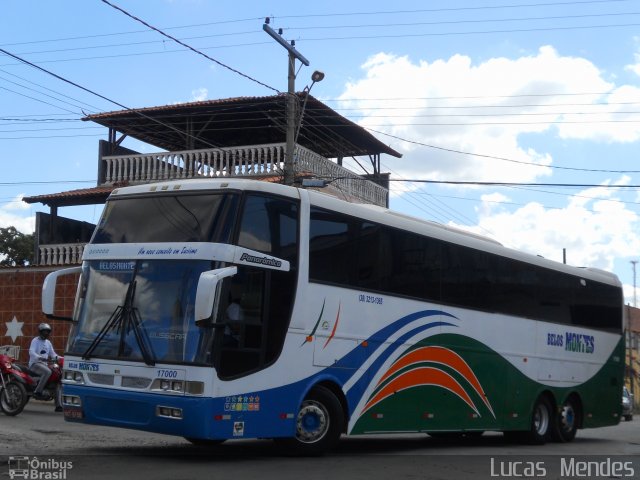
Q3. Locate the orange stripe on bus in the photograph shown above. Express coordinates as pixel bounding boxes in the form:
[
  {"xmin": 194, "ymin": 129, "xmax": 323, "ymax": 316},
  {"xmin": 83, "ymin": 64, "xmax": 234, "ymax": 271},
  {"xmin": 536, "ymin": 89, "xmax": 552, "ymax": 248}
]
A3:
[{"xmin": 363, "ymin": 367, "xmax": 479, "ymax": 415}]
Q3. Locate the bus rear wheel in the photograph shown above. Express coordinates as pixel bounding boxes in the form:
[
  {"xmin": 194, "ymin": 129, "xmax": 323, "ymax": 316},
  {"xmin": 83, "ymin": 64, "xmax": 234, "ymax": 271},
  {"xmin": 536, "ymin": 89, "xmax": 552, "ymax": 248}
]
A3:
[
  {"xmin": 505, "ymin": 396, "xmax": 552, "ymax": 445},
  {"xmin": 523, "ymin": 396, "xmax": 553, "ymax": 444},
  {"xmin": 277, "ymin": 385, "xmax": 344, "ymax": 456},
  {"xmin": 551, "ymin": 396, "xmax": 578, "ymax": 443}
]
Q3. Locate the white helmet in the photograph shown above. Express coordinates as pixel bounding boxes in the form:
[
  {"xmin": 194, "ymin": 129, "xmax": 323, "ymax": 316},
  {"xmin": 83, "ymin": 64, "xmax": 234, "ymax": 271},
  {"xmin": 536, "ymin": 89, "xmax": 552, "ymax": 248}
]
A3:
[{"xmin": 38, "ymin": 322, "xmax": 52, "ymax": 333}]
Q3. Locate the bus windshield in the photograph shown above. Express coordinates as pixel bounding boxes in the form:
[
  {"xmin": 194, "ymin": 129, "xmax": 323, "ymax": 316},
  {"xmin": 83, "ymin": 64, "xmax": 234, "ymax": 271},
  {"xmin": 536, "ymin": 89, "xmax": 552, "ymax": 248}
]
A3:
[
  {"xmin": 67, "ymin": 259, "xmax": 218, "ymax": 365},
  {"xmin": 92, "ymin": 192, "xmax": 238, "ymax": 244}
]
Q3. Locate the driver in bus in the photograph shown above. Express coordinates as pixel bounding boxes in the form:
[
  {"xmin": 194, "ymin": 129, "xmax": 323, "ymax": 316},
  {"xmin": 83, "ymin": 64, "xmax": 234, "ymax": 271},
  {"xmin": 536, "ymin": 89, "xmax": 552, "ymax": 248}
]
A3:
[{"xmin": 223, "ymin": 297, "xmax": 244, "ymax": 347}]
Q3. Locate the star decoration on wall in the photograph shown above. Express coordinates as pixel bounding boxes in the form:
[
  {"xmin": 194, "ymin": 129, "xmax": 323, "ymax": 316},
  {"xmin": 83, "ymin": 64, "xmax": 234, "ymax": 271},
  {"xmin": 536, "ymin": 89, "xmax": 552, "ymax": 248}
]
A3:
[{"xmin": 4, "ymin": 316, "xmax": 24, "ymax": 343}]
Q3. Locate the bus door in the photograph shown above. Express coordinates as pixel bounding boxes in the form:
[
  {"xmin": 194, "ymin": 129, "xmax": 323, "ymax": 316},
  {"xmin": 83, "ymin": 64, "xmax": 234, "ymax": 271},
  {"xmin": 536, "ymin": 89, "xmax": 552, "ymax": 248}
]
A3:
[{"xmin": 214, "ymin": 192, "xmax": 299, "ymax": 379}]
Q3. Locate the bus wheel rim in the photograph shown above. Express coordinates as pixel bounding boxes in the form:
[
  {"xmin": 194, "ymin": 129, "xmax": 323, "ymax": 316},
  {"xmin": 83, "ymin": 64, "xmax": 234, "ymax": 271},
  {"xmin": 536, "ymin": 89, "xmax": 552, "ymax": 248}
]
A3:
[
  {"xmin": 533, "ymin": 403, "xmax": 549, "ymax": 436},
  {"xmin": 560, "ymin": 403, "xmax": 575, "ymax": 432},
  {"xmin": 296, "ymin": 400, "xmax": 329, "ymax": 443}
]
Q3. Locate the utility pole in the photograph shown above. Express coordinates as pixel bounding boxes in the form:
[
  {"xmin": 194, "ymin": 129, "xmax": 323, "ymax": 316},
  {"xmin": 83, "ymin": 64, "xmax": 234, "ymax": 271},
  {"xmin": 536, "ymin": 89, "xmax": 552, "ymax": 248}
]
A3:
[
  {"xmin": 631, "ymin": 261, "xmax": 638, "ymax": 397},
  {"xmin": 263, "ymin": 19, "xmax": 310, "ymax": 186}
]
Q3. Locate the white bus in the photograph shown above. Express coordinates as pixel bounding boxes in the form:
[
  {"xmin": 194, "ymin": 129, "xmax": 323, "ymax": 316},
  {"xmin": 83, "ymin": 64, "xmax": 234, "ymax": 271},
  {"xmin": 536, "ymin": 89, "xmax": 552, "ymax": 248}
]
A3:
[{"xmin": 44, "ymin": 179, "xmax": 624, "ymax": 455}]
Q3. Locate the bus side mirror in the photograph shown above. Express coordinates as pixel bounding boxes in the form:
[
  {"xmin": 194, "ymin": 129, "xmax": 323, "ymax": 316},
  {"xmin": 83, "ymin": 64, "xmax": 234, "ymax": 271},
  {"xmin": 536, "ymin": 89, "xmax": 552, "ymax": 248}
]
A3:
[
  {"xmin": 42, "ymin": 266, "xmax": 82, "ymax": 321},
  {"xmin": 194, "ymin": 266, "xmax": 238, "ymax": 324}
]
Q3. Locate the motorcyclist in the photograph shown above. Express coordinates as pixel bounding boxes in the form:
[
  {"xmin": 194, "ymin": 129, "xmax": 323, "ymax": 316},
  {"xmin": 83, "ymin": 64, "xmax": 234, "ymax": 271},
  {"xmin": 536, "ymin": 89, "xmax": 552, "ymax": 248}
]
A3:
[{"xmin": 28, "ymin": 322, "xmax": 62, "ymax": 412}]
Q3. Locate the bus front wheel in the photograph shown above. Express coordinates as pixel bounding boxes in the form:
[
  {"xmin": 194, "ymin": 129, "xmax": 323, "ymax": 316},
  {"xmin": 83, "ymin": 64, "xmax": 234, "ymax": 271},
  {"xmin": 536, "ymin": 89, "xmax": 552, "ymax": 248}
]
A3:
[{"xmin": 277, "ymin": 385, "xmax": 344, "ymax": 456}]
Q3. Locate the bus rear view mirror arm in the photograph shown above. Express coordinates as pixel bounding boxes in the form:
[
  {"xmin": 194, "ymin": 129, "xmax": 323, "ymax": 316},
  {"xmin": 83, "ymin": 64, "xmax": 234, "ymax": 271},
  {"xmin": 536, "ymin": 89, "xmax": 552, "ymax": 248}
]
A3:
[
  {"xmin": 42, "ymin": 266, "xmax": 82, "ymax": 321},
  {"xmin": 194, "ymin": 266, "xmax": 238, "ymax": 324}
]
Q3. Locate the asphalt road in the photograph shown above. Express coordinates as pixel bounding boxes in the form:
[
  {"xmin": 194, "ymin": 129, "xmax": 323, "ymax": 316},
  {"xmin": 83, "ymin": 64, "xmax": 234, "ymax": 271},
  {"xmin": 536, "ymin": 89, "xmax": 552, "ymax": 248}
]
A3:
[{"xmin": 1, "ymin": 400, "xmax": 638, "ymax": 480}]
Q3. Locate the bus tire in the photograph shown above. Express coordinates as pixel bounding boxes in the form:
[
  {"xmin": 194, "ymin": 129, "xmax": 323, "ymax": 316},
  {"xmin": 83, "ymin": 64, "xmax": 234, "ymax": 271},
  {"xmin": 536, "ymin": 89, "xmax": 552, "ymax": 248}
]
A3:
[
  {"xmin": 551, "ymin": 396, "xmax": 579, "ymax": 443},
  {"xmin": 523, "ymin": 396, "xmax": 553, "ymax": 445},
  {"xmin": 277, "ymin": 385, "xmax": 344, "ymax": 456}
]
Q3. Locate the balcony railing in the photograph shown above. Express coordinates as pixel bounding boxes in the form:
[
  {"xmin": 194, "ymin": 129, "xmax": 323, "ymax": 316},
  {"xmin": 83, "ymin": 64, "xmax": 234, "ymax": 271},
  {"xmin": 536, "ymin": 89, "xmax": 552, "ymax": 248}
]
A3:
[
  {"xmin": 101, "ymin": 143, "xmax": 388, "ymax": 207},
  {"xmin": 36, "ymin": 144, "xmax": 389, "ymax": 266},
  {"xmin": 38, "ymin": 243, "xmax": 85, "ymax": 266}
]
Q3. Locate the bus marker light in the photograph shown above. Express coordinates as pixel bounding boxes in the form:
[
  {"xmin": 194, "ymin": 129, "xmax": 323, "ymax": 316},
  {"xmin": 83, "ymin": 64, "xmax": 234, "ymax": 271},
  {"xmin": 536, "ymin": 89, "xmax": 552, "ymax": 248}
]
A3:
[
  {"xmin": 587, "ymin": 413, "xmax": 593, "ymax": 418},
  {"xmin": 306, "ymin": 336, "xmax": 313, "ymax": 342},
  {"xmin": 214, "ymin": 414, "xmax": 231, "ymax": 421},
  {"xmin": 279, "ymin": 413, "xmax": 294, "ymax": 419},
  {"xmin": 511, "ymin": 413, "xmax": 519, "ymax": 418},
  {"xmin": 469, "ymin": 413, "xmax": 478, "ymax": 419},
  {"xmin": 371, "ymin": 413, "xmax": 384, "ymax": 419},
  {"xmin": 361, "ymin": 341, "xmax": 368, "ymax": 347},
  {"xmin": 422, "ymin": 413, "xmax": 434, "ymax": 419}
]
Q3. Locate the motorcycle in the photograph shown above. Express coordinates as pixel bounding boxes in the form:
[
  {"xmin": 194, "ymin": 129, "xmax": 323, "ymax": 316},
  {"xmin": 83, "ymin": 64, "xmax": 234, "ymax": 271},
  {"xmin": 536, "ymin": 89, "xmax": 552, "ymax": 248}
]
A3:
[{"xmin": 0, "ymin": 353, "xmax": 63, "ymax": 416}]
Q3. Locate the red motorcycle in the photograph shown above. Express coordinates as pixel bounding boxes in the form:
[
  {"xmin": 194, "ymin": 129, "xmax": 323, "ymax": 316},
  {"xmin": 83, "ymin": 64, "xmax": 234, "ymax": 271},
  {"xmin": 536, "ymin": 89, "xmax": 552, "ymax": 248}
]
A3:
[{"xmin": 0, "ymin": 354, "xmax": 63, "ymax": 416}]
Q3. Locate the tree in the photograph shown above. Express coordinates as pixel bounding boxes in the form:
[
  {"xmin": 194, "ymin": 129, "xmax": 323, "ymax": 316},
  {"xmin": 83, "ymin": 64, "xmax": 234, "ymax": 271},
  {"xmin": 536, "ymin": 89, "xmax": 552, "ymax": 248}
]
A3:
[{"xmin": 0, "ymin": 226, "xmax": 34, "ymax": 266}]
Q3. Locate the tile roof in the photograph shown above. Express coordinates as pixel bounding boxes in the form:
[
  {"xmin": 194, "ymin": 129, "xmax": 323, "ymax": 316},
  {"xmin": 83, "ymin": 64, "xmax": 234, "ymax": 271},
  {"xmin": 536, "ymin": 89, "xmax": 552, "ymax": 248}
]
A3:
[{"xmin": 23, "ymin": 186, "xmax": 115, "ymax": 207}]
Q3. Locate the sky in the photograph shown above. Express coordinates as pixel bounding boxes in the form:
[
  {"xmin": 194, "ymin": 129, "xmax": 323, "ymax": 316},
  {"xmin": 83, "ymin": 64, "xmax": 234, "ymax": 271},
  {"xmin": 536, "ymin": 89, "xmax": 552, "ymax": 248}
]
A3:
[{"xmin": 2, "ymin": 0, "xmax": 640, "ymax": 305}]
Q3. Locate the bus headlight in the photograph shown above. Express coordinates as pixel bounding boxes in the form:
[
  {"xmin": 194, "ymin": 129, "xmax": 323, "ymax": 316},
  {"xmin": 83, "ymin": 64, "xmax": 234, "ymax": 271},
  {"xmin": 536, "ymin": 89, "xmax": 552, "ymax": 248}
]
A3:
[
  {"xmin": 63, "ymin": 370, "xmax": 84, "ymax": 384},
  {"xmin": 151, "ymin": 379, "xmax": 203, "ymax": 395},
  {"xmin": 63, "ymin": 395, "xmax": 82, "ymax": 406}
]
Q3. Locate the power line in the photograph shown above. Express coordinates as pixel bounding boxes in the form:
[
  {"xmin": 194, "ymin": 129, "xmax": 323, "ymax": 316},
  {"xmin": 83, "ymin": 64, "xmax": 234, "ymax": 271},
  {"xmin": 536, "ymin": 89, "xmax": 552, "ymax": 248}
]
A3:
[
  {"xmin": 2, "ymin": 0, "xmax": 627, "ymax": 49},
  {"xmin": 389, "ymin": 179, "xmax": 640, "ymax": 188},
  {"xmin": 0, "ymin": 75, "xmax": 98, "ymax": 114},
  {"xmin": 405, "ymin": 189, "xmax": 640, "ymax": 209},
  {"xmin": 0, "ymin": 41, "xmax": 273, "ymax": 68},
  {"xmin": 275, "ymin": 0, "xmax": 633, "ymax": 19},
  {"xmin": 0, "ymin": 85, "xmax": 80, "ymax": 115},
  {"xmin": 11, "ymin": 11, "xmax": 639, "ymax": 57},
  {"xmin": 299, "ymin": 21, "xmax": 640, "ymax": 41},
  {"xmin": 323, "ymin": 92, "xmax": 621, "ymax": 101},
  {"xmin": 0, "ymin": 17, "xmax": 265, "ymax": 48},
  {"xmin": 367, "ymin": 128, "xmax": 640, "ymax": 174},
  {"xmin": 0, "ymin": 47, "xmax": 240, "ymax": 154},
  {"xmin": 99, "ymin": 0, "xmax": 279, "ymax": 93},
  {"xmin": 0, "ymin": 68, "xmax": 102, "ymax": 112},
  {"xmin": 14, "ymin": 29, "xmax": 260, "ymax": 57},
  {"xmin": 283, "ymin": 10, "xmax": 640, "ymax": 31},
  {"xmin": 0, "ymin": 180, "xmax": 94, "ymax": 186}
]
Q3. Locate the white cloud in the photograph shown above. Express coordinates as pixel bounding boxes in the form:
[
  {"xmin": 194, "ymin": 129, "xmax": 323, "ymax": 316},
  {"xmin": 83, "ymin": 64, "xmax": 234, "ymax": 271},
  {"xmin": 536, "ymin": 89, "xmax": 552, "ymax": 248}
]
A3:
[
  {"xmin": 190, "ymin": 88, "xmax": 208, "ymax": 102},
  {"xmin": 0, "ymin": 211, "xmax": 34, "ymax": 235},
  {"xmin": 0, "ymin": 194, "xmax": 34, "ymax": 234},
  {"xmin": 624, "ymin": 37, "xmax": 640, "ymax": 77},
  {"xmin": 452, "ymin": 180, "xmax": 640, "ymax": 272},
  {"xmin": 4, "ymin": 194, "xmax": 29, "ymax": 212},
  {"xmin": 339, "ymin": 46, "xmax": 640, "ymax": 182}
]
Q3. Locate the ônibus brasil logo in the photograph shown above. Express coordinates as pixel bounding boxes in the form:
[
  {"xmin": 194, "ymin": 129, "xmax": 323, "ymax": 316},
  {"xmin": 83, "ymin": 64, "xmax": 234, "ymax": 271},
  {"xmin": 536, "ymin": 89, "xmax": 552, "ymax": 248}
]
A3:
[{"xmin": 8, "ymin": 456, "xmax": 73, "ymax": 480}]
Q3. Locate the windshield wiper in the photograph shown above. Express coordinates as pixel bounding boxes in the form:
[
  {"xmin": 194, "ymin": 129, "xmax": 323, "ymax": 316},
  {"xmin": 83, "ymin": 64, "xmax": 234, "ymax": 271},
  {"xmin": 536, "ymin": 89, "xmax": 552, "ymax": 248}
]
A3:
[{"xmin": 82, "ymin": 265, "xmax": 156, "ymax": 366}]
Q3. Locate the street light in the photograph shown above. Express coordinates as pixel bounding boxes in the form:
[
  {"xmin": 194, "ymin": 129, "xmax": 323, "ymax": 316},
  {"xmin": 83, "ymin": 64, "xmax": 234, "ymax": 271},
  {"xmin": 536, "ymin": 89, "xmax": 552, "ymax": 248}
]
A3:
[
  {"xmin": 295, "ymin": 71, "xmax": 326, "ymax": 146},
  {"xmin": 311, "ymin": 70, "xmax": 325, "ymax": 83}
]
